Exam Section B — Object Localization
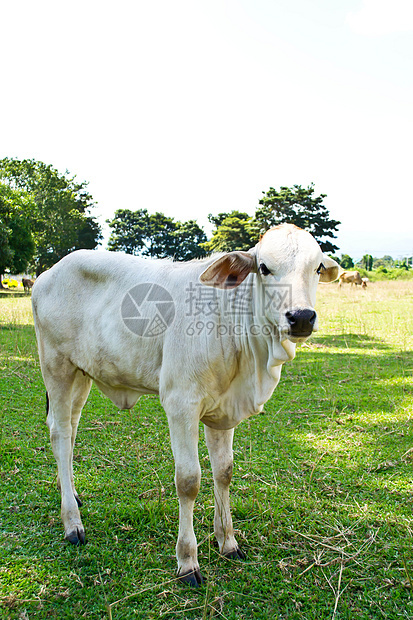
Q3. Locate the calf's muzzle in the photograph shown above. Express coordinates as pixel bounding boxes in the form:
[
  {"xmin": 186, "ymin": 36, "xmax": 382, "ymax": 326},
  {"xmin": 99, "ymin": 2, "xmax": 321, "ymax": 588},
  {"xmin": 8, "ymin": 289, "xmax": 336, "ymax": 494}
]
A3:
[{"xmin": 285, "ymin": 308, "xmax": 317, "ymax": 337}]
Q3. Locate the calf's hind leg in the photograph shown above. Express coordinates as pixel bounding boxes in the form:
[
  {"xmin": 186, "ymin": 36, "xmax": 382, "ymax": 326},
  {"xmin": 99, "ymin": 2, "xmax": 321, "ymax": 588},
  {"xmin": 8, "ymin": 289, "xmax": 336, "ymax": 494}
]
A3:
[
  {"xmin": 46, "ymin": 366, "xmax": 86, "ymax": 545},
  {"xmin": 67, "ymin": 371, "xmax": 92, "ymax": 507},
  {"xmin": 48, "ymin": 371, "xmax": 91, "ymax": 509},
  {"xmin": 204, "ymin": 426, "xmax": 245, "ymax": 559}
]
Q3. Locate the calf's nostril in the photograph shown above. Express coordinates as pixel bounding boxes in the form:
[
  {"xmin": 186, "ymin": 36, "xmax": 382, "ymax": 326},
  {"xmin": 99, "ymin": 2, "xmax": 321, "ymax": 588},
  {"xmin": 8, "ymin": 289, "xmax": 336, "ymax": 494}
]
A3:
[{"xmin": 285, "ymin": 311, "xmax": 296, "ymax": 325}]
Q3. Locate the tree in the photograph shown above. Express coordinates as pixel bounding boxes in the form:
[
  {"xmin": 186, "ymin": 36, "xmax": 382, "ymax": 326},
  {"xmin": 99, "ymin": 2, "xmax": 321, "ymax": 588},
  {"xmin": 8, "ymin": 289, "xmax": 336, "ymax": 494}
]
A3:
[
  {"xmin": 146, "ymin": 212, "xmax": 179, "ymax": 258},
  {"xmin": 373, "ymin": 257, "xmax": 389, "ymax": 269},
  {"xmin": 0, "ymin": 158, "xmax": 102, "ymax": 274},
  {"xmin": 202, "ymin": 211, "xmax": 257, "ymax": 253},
  {"xmin": 382, "ymin": 255, "xmax": 394, "ymax": 267},
  {"xmin": 0, "ymin": 183, "xmax": 35, "ymax": 287},
  {"xmin": 172, "ymin": 220, "xmax": 208, "ymax": 260},
  {"xmin": 254, "ymin": 184, "xmax": 340, "ymax": 253},
  {"xmin": 340, "ymin": 254, "xmax": 354, "ymax": 269},
  {"xmin": 362, "ymin": 254, "xmax": 373, "ymax": 270},
  {"xmin": 0, "ymin": 220, "xmax": 13, "ymax": 288},
  {"xmin": 394, "ymin": 256, "xmax": 411, "ymax": 270},
  {"xmin": 107, "ymin": 209, "xmax": 208, "ymax": 260},
  {"xmin": 107, "ymin": 208, "xmax": 150, "ymax": 255}
]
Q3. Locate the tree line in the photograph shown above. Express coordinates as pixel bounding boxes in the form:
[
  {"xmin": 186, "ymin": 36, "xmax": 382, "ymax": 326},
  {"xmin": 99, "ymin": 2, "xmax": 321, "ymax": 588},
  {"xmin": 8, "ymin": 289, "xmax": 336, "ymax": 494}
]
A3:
[
  {"xmin": 0, "ymin": 157, "xmax": 341, "ymax": 286},
  {"xmin": 336, "ymin": 253, "xmax": 411, "ymax": 272},
  {"xmin": 107, "ymin": 183, "xmax": 340, "ymax": 258}
]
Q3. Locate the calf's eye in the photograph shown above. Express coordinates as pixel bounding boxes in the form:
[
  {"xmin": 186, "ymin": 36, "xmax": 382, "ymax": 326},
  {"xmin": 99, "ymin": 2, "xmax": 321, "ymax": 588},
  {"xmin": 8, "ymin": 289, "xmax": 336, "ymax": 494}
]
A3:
[
  {"xmin": 316, "ymin": 263, "xmax": 325, "ymax": 275},
  {"xmin": 259, "ymin": 263, "xmax": 271, "ymax": 276}
]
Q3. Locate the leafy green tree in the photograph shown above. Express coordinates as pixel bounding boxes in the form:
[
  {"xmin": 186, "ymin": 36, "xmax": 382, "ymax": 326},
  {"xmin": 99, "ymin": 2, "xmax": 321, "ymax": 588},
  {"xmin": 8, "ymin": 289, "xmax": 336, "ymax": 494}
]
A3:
[
  {"xmin": 207, "ymin": 211, "xmax": 249, "ymax": 229},
  {"xmin": 172, "ymin": 220, "xmax": 207, "ymax": 260},
  {"xmin": 382, "ymin": 255, "xmax": 394, "ymax": 267},
  {"xmin": 373, "ymin": 257, "xmax": 388, "ymax": 269},
  {"xmin": 0, "ymin": 158, "xmax": 102, "ymax": 274},
  {"xmin": 107, "ymin": 209, "xmax": 207, "ymax": 260},
  {"xmin": 254, "ymin": 184, "xmax": 340, "ymax": 253},
  {"xmin": 0, "ymin": 184, "xmax": 35, "ymax": 287},
  {"xmin": 202, "ymin": 211, "xmax": 256, "ymax": 253},
  {"xmin": 107, "ymin": 209, "xmax": 150, "ymax": 255},
  {"xmin": 0, "ymin": 221, "xmax": 13, "ymax": 288},
  {"xmin": 340, "ymin": 254, "xmax": 354, "ymax": 270},
  {"xmin": 328, "ymin": 254, "xmax": 341, "ymax": 264},
  {"xmin": 362, "ymin": 254, "xmax": 373, "ymax": 270},
  {"xmin": 393, "ymin": 256, "xmax": 412, "ymax": 270},
  {"xmin": 146, "ymin": 212, "xmax": 178, "ymax": 258}
]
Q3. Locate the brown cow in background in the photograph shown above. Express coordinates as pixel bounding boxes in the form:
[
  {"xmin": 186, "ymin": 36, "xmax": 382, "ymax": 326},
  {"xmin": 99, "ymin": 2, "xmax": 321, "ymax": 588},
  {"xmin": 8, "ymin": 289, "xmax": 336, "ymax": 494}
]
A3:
[
  {"xmin": 22, "ymin": 278, "xmax": 35, "ymax": 294},
  {"xmin": 338, "ymin": 270, "xmax": 363, "ymax": 287}
]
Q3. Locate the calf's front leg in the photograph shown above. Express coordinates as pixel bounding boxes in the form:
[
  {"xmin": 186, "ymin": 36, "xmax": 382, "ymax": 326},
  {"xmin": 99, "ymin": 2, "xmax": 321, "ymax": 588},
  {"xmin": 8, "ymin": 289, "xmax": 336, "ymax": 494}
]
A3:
[
  {"xmin": 167, "ymin": 412, "xmax": 203, "ymax": 586},
  {"xmin": 204, "ymin": 425, "xmax": 245, "ymax": 559}
]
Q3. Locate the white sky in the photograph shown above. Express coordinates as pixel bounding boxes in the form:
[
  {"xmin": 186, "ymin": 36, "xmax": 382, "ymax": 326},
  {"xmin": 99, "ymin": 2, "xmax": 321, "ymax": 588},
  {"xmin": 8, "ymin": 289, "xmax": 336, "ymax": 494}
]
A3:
[{"xmin": 1, "ymin": 0, "xmax": 412, "ymax": 260}]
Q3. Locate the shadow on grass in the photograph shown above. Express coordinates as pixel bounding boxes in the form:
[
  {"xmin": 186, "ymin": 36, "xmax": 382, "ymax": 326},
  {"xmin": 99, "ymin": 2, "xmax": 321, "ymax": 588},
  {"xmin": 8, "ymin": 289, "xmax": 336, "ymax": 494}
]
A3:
[
  {"xmin": 255, "ymin": 332, "xmax": 413, "ymax": 507},
  {"xmin": 276, "ymin": 332, "xmax": 412, "ymax": 419},
  {"xmin": 0, "ymin": 291, "xmax": 26, "ymax": 298},
  {"xmin": 0, "ymin": 323, "xmax": 34, "ymax": 333},
  {"xmin": 310, "ymin": 332, "xmax": 391, "ymax": 350}
]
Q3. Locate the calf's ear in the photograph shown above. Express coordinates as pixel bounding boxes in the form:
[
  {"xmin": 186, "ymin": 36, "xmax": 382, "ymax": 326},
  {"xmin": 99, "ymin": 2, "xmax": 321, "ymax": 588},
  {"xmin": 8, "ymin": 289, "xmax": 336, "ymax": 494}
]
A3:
[
  {"xmin": 200, "ymin": 251, "xmax": 256, "ymax": 289},
  {"xmin": 319, "ymin": 255, "xmax": 340, "ymax": 283}
]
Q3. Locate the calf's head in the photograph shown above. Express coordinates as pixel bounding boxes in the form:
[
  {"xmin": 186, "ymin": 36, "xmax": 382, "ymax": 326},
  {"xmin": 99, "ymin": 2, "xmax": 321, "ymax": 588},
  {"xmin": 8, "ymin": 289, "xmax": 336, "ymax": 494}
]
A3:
[{"xmin": 200, "ymin": 224, "xmax": 339, "ymax": 343}]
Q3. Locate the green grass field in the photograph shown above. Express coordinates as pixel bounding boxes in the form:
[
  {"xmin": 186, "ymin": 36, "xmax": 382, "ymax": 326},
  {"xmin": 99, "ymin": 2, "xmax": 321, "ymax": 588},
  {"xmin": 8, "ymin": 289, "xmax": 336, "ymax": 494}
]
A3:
[{"xmin": 1, "ymin": 281, "xmax": 413, "ymax": 619}]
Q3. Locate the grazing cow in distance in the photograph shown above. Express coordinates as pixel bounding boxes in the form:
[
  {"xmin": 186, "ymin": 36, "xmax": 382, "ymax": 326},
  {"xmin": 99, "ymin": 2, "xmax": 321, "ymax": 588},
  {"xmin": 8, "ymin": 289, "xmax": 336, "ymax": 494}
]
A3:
[
  {"xmin": 361, "ymin": 277, "xmax": 369, "ymax": 289},
  {"xmin": 22, "ymin": 278, "xmax": 35, "ymax": 294},
  {"xmin": 32, "ymin": 224, "xmax": 339, "ymax": 586},
  {"xmin": 338, "ymin": 270, "xmax": 363, "ymax": 287}
]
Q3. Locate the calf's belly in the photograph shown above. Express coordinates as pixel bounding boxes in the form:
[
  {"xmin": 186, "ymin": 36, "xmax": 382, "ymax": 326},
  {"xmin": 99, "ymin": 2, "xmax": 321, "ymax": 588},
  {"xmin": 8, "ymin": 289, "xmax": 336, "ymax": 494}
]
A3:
[{"xmin": 93, "ymin": 379, "xmax": 154, "ymax": 410}]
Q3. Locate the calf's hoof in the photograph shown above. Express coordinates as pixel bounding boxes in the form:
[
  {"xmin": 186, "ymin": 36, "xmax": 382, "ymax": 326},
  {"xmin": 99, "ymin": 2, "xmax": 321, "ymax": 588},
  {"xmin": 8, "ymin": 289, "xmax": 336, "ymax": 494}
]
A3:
[
  {"xmin": 223, "ymin": 546, "xmax": 246, "ymax": 560},
  {"xmin": 65, "ymin": 528, "xmax": 86, "ymax": 546},
  {"xmin": 178, "ymin": 569, "xmax": 205, "ymax": 587}
]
